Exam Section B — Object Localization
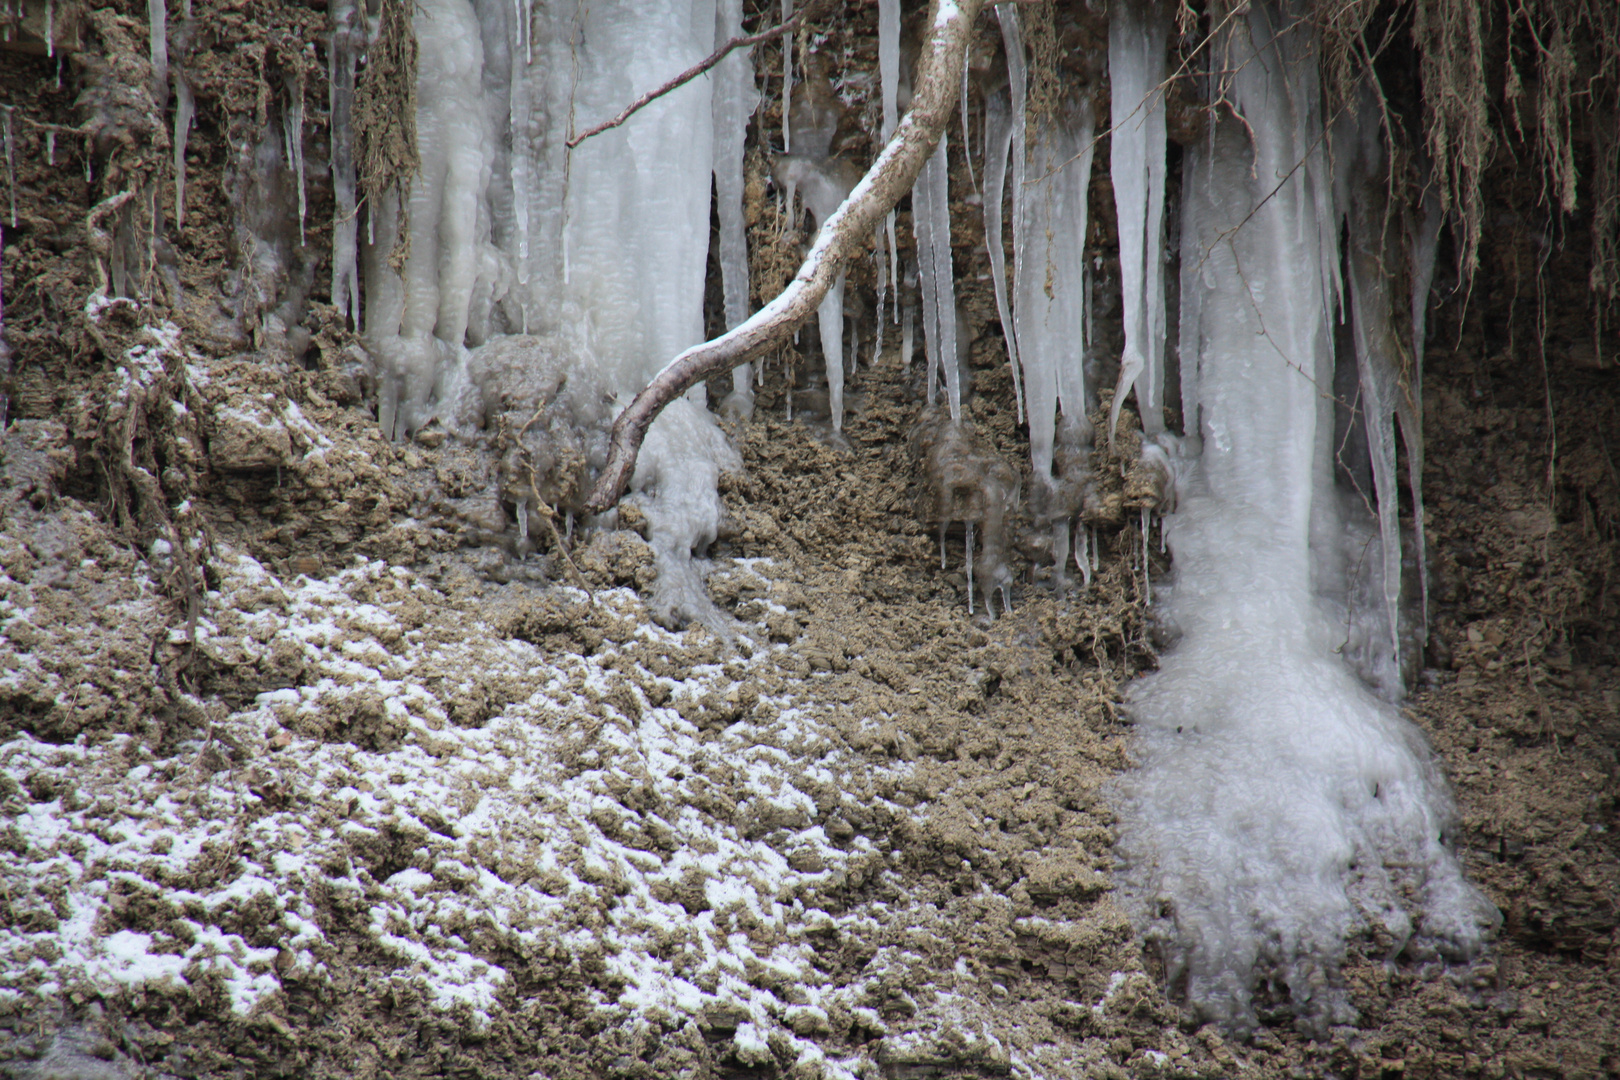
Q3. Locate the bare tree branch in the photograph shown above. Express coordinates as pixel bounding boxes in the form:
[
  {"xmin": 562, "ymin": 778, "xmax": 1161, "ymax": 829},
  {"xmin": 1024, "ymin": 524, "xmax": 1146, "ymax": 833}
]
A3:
[
  {"xmin": 567, "ymin": 2, "xmax": 828, "ymax": 150},
  {"xmin": 584, "ymin": 0, "xmax": 986, "ymax": 513}
]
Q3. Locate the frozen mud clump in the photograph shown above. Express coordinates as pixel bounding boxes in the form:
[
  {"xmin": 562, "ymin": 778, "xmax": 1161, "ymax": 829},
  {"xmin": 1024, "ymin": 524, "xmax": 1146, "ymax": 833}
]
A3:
[
  {"xmin": 456, "ymin": 334, "xmax": 614, "ymax": 550},
  {"xmin": 912, "ymin": 410, "xmax": 1019, "ymax": 616}
]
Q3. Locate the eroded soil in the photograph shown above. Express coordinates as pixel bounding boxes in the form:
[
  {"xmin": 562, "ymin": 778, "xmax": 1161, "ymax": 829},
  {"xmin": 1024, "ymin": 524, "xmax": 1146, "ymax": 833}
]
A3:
[{"xmin": 1, "ymin": 1, "xmax": 1617, "ymax": 1078}]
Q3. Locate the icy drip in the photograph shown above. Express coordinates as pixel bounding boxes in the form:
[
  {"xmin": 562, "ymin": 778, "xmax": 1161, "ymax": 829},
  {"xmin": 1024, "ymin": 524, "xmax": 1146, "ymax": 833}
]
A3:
[
  {"xmin": 1335, "ymin": 88, "xmax": 1406, "ymax": 698},
  {"xmin": 1116, "ymin": 3, "xmax": 1496, "ymax": 1036},
  {"xmin": 327, "ymin": 0, "xmax": 362, "ymax": 328},
  {"xmin": 916, "ymin": 137, "xmax": 958, "ymax": 419},
  {"xmin": 172, "ymin": 73, "xmax": 194, "ymax": 231},
  {"xmin": 713, "ymin": 0, "xmax": 755, "ymax": 412},
  {"xmin": 1176, "ymin": 135, "xmax": 1205, "ymax": 442},
  {"xmin": 983, "ymin": 78, "xmax": 1021, "ymax": 422},
  {"xmin": 1107, "ymin": 0, "xmax": 1170, "ymax": 441},
  {"xmin": 819, "ymin": 272, "xmax": 846, "ymax": 430},
  {"xmin": 284, "ymin": 74, "xmax": 307, "ymax": 247},
  {"xmin": 1404, "ymin": 192, "xmax": 1443, "ymax": 635},
  {"xmin": 780, "ymin": 0, "xmax": 792, "ymax": 152},
  {"xmin": 148, "ymin": 0, "xmax": 168, "ymax": 108},
  {"xmin": 1, "ymin": 108, "xmax": 13, "ymax": 228},
  {"xmin": 878, "ymin": 0, "xmax": 899, "ymax": 325},
  {"xmin": 1013, "ymin": 96, "xmax": 1093, "ymax": 483}
]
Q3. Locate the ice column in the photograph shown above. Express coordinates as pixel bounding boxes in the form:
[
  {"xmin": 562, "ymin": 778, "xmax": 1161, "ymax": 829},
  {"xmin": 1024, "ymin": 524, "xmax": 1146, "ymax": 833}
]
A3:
[
  {"xmin": 713, "ymin": 0, "xmax": 756, "ymax": 414},
  {"xmin": 983, "ymin": 27, "xmax": 1021, "ymax": 421},
  {"xmin": 916, "ymin": 137, "xmax": 958, "ymax": 419},
  {"xmin": 878, "ymin": 0, "xmax": 900, "ymax": 323},
  {"xmin": 1115, "ymin": 2, "xmax": 1497, "ymax": 1036},
  {"xmin": 328, "ymin": 0, "xmax": 362, "ymax": 328},
  {"xmin": 1108, "ymin": 0, "xmax": 1170, "ymax": 441},
  {"xmin": 1013, "ymin": 96, "xmax": 1094, "ymax": 482}
]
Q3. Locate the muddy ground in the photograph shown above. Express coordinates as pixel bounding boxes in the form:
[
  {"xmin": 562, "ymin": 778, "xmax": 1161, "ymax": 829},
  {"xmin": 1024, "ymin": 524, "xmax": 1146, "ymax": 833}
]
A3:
[{"xmin": 1, "ymin": 1, "xmax": 1618, "ymax": 1078}]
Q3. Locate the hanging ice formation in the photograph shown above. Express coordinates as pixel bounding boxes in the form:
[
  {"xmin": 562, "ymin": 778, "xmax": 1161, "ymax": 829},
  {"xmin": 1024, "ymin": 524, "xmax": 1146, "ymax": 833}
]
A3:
[
  {"xmin": 776, "ymin": 50, "xmax": 855, "ymax": 431},
  {"xmin": 1002, "ymin": 2, "xmax": 1097, "ymax": 580},
  {"xmin": 327, "ymin": 0, "xmax": 362, "ymax": 329},
  {"xmin": 357, "ymin": 0, "xmax": 750, "ymax": 630},
  {"xmin": 1107, "ymin": 0, "xmax": 1170, "ymax": 444},
  {"xmin": 1110, "ymin": 1, "xmax": 1498, "ymax": 1035},
  {"xmin": 714, "ymin": 0, "xmax": 756, "ymax": 419}
]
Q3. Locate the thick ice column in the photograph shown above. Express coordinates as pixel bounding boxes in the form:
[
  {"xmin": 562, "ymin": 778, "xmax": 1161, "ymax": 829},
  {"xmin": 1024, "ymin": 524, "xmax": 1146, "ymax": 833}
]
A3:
[
  {"xmin": 1108, "ymin": 0, "xmax": 1170, "ymax": 441},
  {"xmin": 1014, "ymin": 96, "xmax": 1093, "ymax": 483},
  {"xmin": 560, "ymin": 0, "xmax": 717, "ymax": 390},
  {"xmin": 1117, "ymin": 3, "xmax": 1495, "ymax": 1036}
]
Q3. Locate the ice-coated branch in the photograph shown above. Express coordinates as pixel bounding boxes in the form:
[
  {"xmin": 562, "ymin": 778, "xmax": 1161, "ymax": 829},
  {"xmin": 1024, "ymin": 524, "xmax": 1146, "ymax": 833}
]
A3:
[{"xmin": 585, "ymin": 0, "xmax": 986, "ymax": 513}]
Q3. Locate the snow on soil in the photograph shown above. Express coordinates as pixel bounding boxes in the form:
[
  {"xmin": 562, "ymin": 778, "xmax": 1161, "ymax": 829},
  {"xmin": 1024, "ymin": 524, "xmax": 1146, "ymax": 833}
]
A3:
[{"xmin": 0, "ymin": 546, "xmax": 1087, "ymax": 1077}]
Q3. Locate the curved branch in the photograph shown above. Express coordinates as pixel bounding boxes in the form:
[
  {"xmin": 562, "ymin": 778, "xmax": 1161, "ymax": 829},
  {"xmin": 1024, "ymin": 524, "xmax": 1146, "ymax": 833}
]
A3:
[{"xmin": 584, "ymin": 0, "xmax": 986, "ymax": 514}]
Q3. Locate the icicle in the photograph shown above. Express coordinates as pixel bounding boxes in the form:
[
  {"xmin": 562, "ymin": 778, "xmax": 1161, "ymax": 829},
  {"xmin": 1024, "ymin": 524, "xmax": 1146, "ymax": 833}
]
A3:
[
  {"xmin": 46, "ymin": 131, "xmax": 54, "ymax": 166},
  {"xmin": 873, "ymin": 229, "xmax": 886, "ymax": 364},
  {"xmin": 901, "ymin": 291, "xmax": 915, "ymax": 368},
  {"xmin": 1177, "ymin": 138, "xmax": 1205, "ymax": 441},
  {"xmin": 172, "ymin": 74, "xmax": 194, "ymax": 231},
  {"xmin": 1107, "ymin": 0, "xmax": 1171, "ymax": 444},
  {"xmin": 511, "ymin": 12, "xmax": 532, "ymax": 283},
  {"xmin": 1, "ymin": 108, "xmax": 13, "ymax": 229},
  {"xmin": 515, "ymin": 498, "xmax": 530, "ymax": 544},
  {"xmin": 984, "ymin": 84, "xmax": 1022, "ymax": 422},
  {"xmin": 780, "ymin": 0, "xmax": 793, "ymax": 152},
  {"xmin": 45, "ymin": 0, "xmax": 52, "ymax": 57},
  {"xmin": 1404, "ymin": 191, "xmax": 1443, "ymax": 639},
  {"xmin": 1075, "ymin": 525, "xmax": 1091, "ymax": 587},
  {"xmin": 938, "ymin": 528, "xmax": 948, "ymax": 570},
  {"xmin": 1013, "ymin": 84, "xmax": 1093, "ymax": 484},
  {"xmin": 148, "ymin": 0, "xmax": 168, "ymax": 109},
  {"xmin": 965, "ymin": 521, "xmax": 975, "ymax": 615},
  {"xmin": 879, "ymin": 0, "xmax": 899, "ymax": 325},
  {"xmin": 819, "ymin": 271, "xmax": 845, "ymax": 431},
  {"xmin": 959, "ymin": 59, "xmax": 975, "ymax": 194},
  {"xmin": 1140, "ymin": 505, "xmax": 1152, "ymax": 602},
  {"xmin": 286, "ymin": 76, "xmax": 307, "ymax": 247},
  {"xmin": 917, "ymin": 137, "xmax": 958, "ymax": 418},
  {"xmin": 328, "ymin": 0, "xmax": 360, "ymax": 327},
  {"xmin": 714, "ymin": 0, "xmax": 754, "ymax": 415}
]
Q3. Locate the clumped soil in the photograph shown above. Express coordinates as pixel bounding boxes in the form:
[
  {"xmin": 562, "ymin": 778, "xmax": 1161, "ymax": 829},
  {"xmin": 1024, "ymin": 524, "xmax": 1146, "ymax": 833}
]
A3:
[{"xmin": 2, "ymin": 2, "xmax": 1618, "ymax": 1079}]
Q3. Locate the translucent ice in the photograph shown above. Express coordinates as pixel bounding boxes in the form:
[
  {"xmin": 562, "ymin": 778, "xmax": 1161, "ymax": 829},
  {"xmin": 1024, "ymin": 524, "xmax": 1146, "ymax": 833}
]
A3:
[
  {"xmin": 1115, "ymin": 2, "xmax": 1497, "ymax": 1036},
  {"xmin": 1107, "ymin": 0, "xmax": 1170, "ymax": 441}
]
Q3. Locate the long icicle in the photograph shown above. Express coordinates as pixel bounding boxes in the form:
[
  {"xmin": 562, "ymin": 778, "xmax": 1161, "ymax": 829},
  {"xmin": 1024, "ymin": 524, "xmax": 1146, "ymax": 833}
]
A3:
[
  {"xmin": 984, "ymin": 81, "xmax": 1022, "ymax": 422},
  {"xmin": 879, "ymin": 0, "xmax": 900, "ymax": 324},
  {"xmin": 1107, "ymin": 0, "xmax": 1171, "ymax": 443}
]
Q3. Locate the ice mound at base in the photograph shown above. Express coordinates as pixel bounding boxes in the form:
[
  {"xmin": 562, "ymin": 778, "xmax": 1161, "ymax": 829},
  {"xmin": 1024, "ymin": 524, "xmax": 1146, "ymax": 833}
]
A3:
[{"xmin": 1114, "ymin": 489, "xmax": 1501, "ymax": 1036}]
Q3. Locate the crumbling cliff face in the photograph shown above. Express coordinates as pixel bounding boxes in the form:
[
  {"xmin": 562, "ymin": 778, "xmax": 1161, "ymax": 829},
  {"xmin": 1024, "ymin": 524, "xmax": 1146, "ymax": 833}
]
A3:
[{"xmin": 0, "ymin": 1, "xmax": 1616, "ymax": 1077}]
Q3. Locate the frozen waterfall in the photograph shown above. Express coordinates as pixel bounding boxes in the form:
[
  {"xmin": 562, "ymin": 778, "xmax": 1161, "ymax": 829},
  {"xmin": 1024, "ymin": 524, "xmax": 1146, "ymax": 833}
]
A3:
[
  {"xmin": 1110, "ymin": 2, "xmax": 1498, "ymax": 1034},
  {"xmin": 360, "ymin": 0, "xmax": 745, "ymax": 629}
]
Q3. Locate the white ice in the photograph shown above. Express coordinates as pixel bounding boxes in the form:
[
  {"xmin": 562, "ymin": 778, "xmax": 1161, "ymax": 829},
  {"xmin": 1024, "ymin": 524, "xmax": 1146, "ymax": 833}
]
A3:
[{"xmin": 1114, "ymin": 2, "xmax": 1498, "ymax": 1036}]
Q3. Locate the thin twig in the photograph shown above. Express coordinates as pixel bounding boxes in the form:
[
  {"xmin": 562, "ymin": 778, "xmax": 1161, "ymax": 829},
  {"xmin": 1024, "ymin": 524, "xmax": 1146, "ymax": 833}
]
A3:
[{"xmin": 567, "ymin": 4, "xmax": 820, "ymax": 149}]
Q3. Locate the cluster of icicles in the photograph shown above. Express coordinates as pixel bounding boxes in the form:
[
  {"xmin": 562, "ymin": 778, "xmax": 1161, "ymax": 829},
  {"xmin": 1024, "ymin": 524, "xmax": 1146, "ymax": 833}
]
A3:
[{"xmin": 123, "ymin": 0, "xmax": 1489, "ymax": 1035}]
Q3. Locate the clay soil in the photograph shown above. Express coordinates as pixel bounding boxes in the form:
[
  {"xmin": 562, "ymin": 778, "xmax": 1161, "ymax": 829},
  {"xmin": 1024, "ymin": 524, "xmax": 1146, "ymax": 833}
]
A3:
[{"xmin": 1, "ymin": 2, "xmax": 1617, "ymax": 1078}]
